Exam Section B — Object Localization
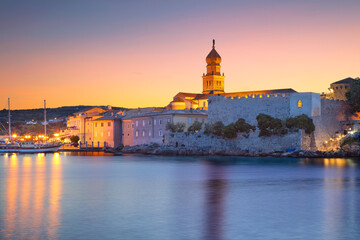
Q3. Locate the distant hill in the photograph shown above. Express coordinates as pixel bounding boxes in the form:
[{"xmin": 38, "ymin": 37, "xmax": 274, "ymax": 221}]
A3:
[{"xmin": 0, "ymin": 105, "xmax": 126, "ymax": 122}]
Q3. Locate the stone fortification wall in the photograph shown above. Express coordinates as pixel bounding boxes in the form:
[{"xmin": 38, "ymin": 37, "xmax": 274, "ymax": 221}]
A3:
[
  {"xmin": 208, "ymin": 92, "xmax": 321, "ymax": 126},
  {"xmin": 208, "ymin": 94, "xmax": 291, "ymax": 125},
  {"xmin": 314, "ymin": 99, "xmax": 349, "ymax": 150},
  {"xmin": 165, "ymin": 130, "xmax": 307, "ymax": 153}
]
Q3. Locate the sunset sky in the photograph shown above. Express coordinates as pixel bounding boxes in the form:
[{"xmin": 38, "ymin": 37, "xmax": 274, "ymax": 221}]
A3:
[{"xmin": 1, "ymin": 0, "xmax": 359, "ymax": 109}]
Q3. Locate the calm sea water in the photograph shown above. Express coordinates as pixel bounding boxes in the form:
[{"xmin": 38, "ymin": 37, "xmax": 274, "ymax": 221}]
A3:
[{"xmin": 1, "ymin": 153, "xmax": 360, "ymax": 240}]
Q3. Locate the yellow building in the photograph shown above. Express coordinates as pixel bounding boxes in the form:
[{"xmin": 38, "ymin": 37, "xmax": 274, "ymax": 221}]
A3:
[
  {"xmin": 167, "ymin": 40, "xmax": 296, "ymax": 110},
  {"xmin": 61, "ymin": 107, "xmax": 106, "ymax": 141},
  {"xmin": 328, "ymin": 77, "xmax": 354, "ymax": 101}
]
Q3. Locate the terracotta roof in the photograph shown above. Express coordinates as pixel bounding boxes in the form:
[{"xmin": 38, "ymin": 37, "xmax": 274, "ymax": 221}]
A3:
[
  {"xmin": 122, "ymin": 107, "xmax": 165, "ymax": 119},
  {"xmin": 193, "ymin": 94, "xmax": 208, "ymax": 100},
  {"xmin": 73, "ymin": 106, "xmax": 105, "ymax": 115},
  {"xmin": 224, "ymin": 88, "xmax": 297, "ymax": 96},
  {"xmin": 175, "ymin": 92, "xmax": 199, "ymax": 98},
  {"xmin": 332, "ymin": 77, "xmax": 355, "ymax": 85},
  {"xmin": 93, "ymin": 116, "xmax": 121, "ymax": 121},
  {"xmin": 131, "ymin": 110, "xmax": 208, "ymax": 119},
  {"xmin": 171, "ymin": 98, "xmax": 186, "ymax": 103}
]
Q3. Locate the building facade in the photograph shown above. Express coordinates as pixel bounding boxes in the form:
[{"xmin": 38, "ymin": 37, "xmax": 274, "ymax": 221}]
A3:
[
  {"xmin": 62, "ymin": 107, "xmax": 106, "ymax": 141},
  {"xmin": 327, "ymin": 77, "xmax": 354, "ymax": 101},
  {"xmin": 123, "ymin": 110, "xmax": 207, "ymax": 146}
]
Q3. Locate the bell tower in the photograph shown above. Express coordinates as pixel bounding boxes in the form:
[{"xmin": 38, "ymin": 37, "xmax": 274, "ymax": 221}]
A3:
[{"xmin": 202, "ymin": 39, "xmax": 225, "ymax": 94}]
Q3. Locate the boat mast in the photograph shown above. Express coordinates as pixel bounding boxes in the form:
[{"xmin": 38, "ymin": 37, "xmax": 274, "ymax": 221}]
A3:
[
  {"xmin": 8, "ymin": 98, "xmax": 11, "ymax": 142},
  {"xmin": 44, "ymin": 100, "xmax": 47, "ymax": 144}
]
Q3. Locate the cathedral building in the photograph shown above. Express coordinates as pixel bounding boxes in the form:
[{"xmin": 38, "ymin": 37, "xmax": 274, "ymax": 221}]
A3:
[{"xmin": 167, "ymin": 40, "xmax": 296, "ymax": 110}]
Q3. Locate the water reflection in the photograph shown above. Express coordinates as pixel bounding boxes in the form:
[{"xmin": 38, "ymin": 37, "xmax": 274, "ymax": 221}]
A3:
[
  {"xmin": 2, "ymin": 153, "xmax": 62, "ymax": 240},
  {"xmin": 204, "ymin": 163, "xmax": 227, "ymax": 240},
  {"xmin": 63, "ymin": 151, "xmax": 114, "ymax": 157},
  {"xmin": 301, "ymin": 158, "xmax": 357, "ymax": 167}
]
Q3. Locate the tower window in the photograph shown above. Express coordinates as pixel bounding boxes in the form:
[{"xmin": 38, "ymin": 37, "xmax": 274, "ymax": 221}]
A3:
[{"xmin": 298, "ymin": 100, "xmax": 302, "ymax": 108}]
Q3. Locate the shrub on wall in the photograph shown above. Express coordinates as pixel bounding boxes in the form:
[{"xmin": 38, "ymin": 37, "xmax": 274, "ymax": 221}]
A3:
[
  {"xmin": 256, "ymin": 114, "xmax": 287, "ymax": 137},
  {"xmin": 204, "ymin": 121, "xmax": 224, "ymax": 136},
  {"xmin": 204, "ymin": 119, "xmax": 254, "ymax": 139},
  {"xmin": 204, "ymin": 123, "xmax": 213, "ymax": 135},
  {"xmin": 285, "ymin": 114, "xmax": 315, "ymax": 134},
  {"xmin": 234, "ymin": 118, "xmax": 256, "ymax": 134},
  {"xmin": 213, "ymin": 121, "xmax": 225, "ymax": 136},
  {"xmin": 166, "ymin": 122, "xmax": 186, "ymax": 132},
  {"xmin": 188, "ymin": 121, "xmax": 202, "ymax": 133},
  {"xmin": 223, "ymin": 123, "xmax": 237, "ymax": 139}
]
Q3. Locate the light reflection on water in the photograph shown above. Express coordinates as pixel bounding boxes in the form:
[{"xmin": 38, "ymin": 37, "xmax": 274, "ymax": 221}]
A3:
[
  {"xmin": 1, "ymin": 153, "xmax": 62, "ymax": 240},
  {"xmin": 0, "ymin": 154, "xmax": 360, "ymax": 240}
]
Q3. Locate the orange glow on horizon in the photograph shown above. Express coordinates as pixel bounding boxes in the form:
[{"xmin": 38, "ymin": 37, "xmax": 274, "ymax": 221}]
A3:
[{"xmin": 1, "ymin": 2, "xmax": 359, "ymax": 110}]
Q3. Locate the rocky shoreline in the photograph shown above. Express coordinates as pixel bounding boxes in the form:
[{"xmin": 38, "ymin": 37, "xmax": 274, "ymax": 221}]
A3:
[{"xmin": 118, "ymin": 144, "xmax": 360, "ymax": 158}]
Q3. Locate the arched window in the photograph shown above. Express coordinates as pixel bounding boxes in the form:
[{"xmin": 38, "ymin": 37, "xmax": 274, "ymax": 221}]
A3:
[{"xmin": 298, "ymin": 100, "xmax": 302, "ymax": 108}]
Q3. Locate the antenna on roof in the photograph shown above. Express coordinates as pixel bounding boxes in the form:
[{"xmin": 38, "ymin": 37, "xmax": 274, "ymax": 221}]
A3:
[{"xmin": 212, "ymin": 39, "xmax": 215, "ymax": 48}]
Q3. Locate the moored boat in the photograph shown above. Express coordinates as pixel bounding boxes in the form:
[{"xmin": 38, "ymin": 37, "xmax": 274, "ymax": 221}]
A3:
[
  {"xmin": 0, "ymin": 143, "xmax": 62, "ymax": 153},
  {"xmin": 1, "ymin": 98, "xmax": 62, "ymax": 154}
]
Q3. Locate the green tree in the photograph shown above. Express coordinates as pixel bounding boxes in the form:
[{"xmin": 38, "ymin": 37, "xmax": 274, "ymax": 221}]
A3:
[
  {"xmin": 256, "ymin": 114, "xmax": 286, "ymax": 137},
  {"xmin": 223, "ymin": 123, "xmax": 237, "ymax": 139},
  {"xmin": 346, "ymin": 78, "xmax": 360, "ymax": 113},
  {"xmin": 70, "ymin": 135, "xmax": 80, "ymax": 143},
  {"xmin": 213, "ymin": 121, "xmax": 224, "ymax": 136},
  {"xmin": 188, "ymin": 121, "xmax": 202, "ymax": 132},
  {"xmin": 285, "ymin": 114, "xmax": 315, "ymax": 134},
  {"xmin": 234, "ymin": 118, "xmax": 256, "ymax": 134},
  {"xmin": 166, "ymin": 122, "xmax": 185, "ymax": 132}
]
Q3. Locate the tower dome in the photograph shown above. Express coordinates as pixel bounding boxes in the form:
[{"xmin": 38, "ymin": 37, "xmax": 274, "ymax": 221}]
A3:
[
  {"xmin": 202, "ymin": 39, "xmax": 225, "ymax": 94},
  {"xmin": 206, "ymin": 39, "xmax": 221, "ymax": 64}
]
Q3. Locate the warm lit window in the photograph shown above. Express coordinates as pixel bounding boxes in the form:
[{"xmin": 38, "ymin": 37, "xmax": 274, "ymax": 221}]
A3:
[
  {"xmin": 135, "ymin": 131, "xmax": 138, "ymax": 137},
  {"xmin": 95, "ymin": 123, "xmax": 97, "ymax": 127},
  {"xmin": 95, "ymin": 132, "xmax": 97, "ymax": 137},
  {"xmin": 298, "ymin": 100, "xmax": 303, "ymax": 108},
  {"xmin": 108, "ymin": 131, "xmax": 110, "ymax": 137},
  {"xmin": 142, "ymin": 131, "xmax": 145, "ymax": 137},
  {"xmin": 101, "ymin": 132, "xmax": 103, "ymax": 137}
]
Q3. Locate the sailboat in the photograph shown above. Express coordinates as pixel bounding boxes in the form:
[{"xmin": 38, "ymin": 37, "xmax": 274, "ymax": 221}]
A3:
[{"xmin": 0, "ymin": 99, "xmax": 62, "ymax": 153}]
